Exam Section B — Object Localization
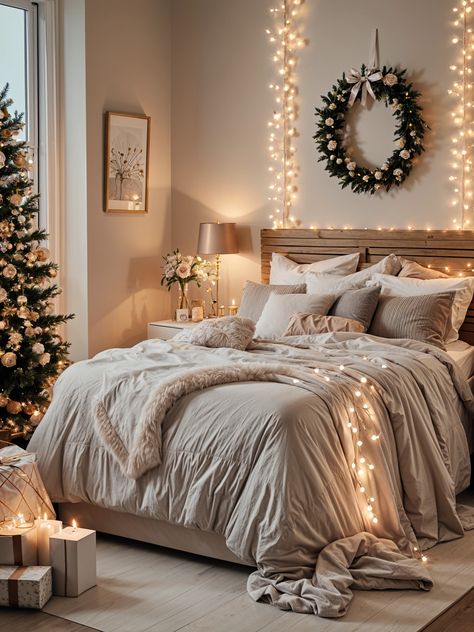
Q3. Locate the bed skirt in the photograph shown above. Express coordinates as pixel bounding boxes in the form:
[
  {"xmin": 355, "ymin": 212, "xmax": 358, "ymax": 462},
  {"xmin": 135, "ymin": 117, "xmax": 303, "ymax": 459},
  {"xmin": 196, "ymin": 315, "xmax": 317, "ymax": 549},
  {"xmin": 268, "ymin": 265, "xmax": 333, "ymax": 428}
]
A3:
[{"xmin": 58, "ymin": 503, "xmax": 252, "ymax": 567}]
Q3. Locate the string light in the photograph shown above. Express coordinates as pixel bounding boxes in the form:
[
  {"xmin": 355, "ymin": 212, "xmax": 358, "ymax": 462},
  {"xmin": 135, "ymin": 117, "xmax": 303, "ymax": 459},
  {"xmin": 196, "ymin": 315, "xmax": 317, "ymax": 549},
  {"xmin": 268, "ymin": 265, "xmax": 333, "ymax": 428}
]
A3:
[
  {"xmin": 267, "ymin": 0, "xmax": 305, "ymax": 228},
  {"xmin": 450, "ymin": 0, "xmax": 474, "ymax": 229}
]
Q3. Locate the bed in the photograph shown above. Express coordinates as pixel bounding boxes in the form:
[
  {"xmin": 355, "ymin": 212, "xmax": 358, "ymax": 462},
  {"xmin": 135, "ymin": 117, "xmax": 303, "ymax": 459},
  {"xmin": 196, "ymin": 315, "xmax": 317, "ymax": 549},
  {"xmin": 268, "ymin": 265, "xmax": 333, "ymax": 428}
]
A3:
[{"xmin": 28, "ymin": 228, "xmax": 474, "ymax": 617}]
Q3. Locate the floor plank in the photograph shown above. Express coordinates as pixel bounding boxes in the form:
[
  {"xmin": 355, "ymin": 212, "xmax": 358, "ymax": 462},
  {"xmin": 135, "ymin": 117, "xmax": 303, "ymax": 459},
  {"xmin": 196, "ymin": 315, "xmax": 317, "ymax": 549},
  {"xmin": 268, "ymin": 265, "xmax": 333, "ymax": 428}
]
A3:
[
  {"xmin": 0, "ymin": 609, "xmax": 98, "ymax": 631},
  {"xmin": 421, "ymin": 588, "xmax": 474, "ymax": 632}
]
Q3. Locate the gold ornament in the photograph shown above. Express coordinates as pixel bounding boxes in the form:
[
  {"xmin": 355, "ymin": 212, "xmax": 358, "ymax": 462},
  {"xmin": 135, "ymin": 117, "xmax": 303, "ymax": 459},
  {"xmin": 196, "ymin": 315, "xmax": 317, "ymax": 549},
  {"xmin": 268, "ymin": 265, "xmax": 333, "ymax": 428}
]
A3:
[
  {"xmin": 6, "ymin": 400, "xmax": 22, "ymax": 414},
  {"xmin": 1, "ymin": 352, "xmax": 17, "ymax": 368},
  {"xmin": 23, "ymin": 402, "xmax": 35, "ymax": 416}
]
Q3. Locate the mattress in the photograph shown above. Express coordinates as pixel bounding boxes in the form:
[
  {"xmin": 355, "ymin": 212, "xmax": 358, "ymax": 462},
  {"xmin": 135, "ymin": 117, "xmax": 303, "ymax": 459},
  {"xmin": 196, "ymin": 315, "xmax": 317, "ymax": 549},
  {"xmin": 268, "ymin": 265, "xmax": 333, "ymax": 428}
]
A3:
[{"xmin": 446, "ymin": 341, "xmax": 474, "ymax": 381}]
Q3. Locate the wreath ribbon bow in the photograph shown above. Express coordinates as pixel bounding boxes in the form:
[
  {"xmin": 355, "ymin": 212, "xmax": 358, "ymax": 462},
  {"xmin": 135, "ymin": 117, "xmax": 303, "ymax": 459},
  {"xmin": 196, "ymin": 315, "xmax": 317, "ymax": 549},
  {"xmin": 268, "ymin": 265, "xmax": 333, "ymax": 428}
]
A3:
[{"xmin": 347, "ymin": 67, "xmax": 383, "ymax": 107}]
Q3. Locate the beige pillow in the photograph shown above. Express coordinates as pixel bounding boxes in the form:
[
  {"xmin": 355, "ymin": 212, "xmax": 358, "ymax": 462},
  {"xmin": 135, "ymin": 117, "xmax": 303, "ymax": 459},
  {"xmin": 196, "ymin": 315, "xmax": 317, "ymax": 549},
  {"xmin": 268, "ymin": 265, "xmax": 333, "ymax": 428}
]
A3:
[
  {"xmin": 284, "ymin": 313, "xmax": 365, "ymax": 336},
  {"xmin": 255, "ymin": 293, "xmax": 335, "ymax": 339},
  {"xmin": 269, "ymin": 252, "xmax": 359, "ymax": 284},
  {"xmin": 237, "ymin": 281, "xmax": 306, "ymax": 322},
  {"xmin": 399, "ymin": 259, "xmax": 449, "ymax": 280},
  {"xmin": 369, "ymin": 292, "xmax": 455, "ymax": 349},
  {"xmin": 306, "ymin": 254, "xmax": 402, "ymax": 295}
]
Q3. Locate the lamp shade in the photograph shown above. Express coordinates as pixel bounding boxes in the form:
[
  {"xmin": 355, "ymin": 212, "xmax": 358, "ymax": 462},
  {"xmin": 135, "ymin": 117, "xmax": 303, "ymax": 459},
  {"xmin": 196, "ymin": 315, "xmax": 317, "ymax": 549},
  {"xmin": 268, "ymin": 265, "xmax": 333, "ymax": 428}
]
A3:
[{"xmin": 197, "ymin": 222, "xmax": 239, "ymax": 255}]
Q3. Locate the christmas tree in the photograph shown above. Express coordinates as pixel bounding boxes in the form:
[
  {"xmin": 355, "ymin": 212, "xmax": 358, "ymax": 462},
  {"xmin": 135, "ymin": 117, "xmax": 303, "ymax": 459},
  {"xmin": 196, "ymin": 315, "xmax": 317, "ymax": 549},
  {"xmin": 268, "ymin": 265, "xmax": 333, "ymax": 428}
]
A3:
[{"xmin": 0, "ymin": 84, "xmax": 72, "ymax": 438}]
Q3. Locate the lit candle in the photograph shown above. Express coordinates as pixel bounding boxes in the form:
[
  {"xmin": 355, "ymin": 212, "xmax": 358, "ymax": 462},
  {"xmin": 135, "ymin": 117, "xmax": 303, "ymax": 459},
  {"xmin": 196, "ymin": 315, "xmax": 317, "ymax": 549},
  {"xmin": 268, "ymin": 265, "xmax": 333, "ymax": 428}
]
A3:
[
  {"xmin": 34, "ymin": 512, "xmax": 63, "ymax": 566},
  {"xmin": 218, "ymin": 305, "xmax": 225, "ymax": 317},
  {"xmin": 228, "ymin": 299, "xmax": 238, "ymax": 316},
  {"xmin": 49, "ymin": 521, "xmax": 96, "ymax": 597}
]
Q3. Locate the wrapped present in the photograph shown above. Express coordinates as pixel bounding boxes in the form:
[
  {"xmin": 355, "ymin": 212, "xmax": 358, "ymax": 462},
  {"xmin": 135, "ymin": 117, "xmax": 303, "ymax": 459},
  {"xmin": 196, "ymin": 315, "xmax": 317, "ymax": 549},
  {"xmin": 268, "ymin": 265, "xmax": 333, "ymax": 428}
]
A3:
[
  {"xmin": 0, "ymin": 446, "xmax": 55, "ymax": 526},
  {"xmin": 50, "ymin": 525, "xmax": 96, "ymax": 597},
  {"xmin": 0, "ymin": 565, "xmax": 52, "ymax": 609},
  {"xmin": 0, "ymin": 526, "xmax": 37, "ymax": 565}
]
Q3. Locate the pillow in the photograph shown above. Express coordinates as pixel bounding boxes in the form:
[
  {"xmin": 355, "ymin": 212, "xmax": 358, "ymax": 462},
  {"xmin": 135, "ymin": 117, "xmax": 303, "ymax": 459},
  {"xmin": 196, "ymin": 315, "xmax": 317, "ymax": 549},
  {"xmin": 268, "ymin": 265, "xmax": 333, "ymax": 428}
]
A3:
[
  {"xmin": 269, "ymin": 252, "xmax": 359, "ymax": 284},
  {"xmin": 399, "ymin": 259, "xmax": 449, "ymax": 280},
  {"xmin": 255, "ymin": 293, "xmax": 335, "ymax": 339},
  {"xmin": 173, "ymin": 316, "xmax": 255, "ymax": 351},
  {"xmin": 237, "ymin": 281, "xmax": 306, "ymax": 322},
  {"xmin": 306, "ymin": 253, "xmax": 402, "ymax": 295},
  {"xmin": 368, "ymin": 273, "xmax": 474, "ymax": 343},
  {"xmin": 284, "ymin": 313, "xmax": 365, "ymax": 336},
  {"xmin": 330, "ymin": 286, "xmax": 381, "ymax": 332},
  {"xmin": 369, "ymin": 293, "xmax": 455, "ymax": 349}
]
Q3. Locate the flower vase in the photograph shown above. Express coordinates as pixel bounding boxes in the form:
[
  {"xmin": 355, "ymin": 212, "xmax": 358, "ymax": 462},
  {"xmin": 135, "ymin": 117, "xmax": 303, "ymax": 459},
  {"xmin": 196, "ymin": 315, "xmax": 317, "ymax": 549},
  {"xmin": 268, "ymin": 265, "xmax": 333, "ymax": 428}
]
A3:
[{"xmin": 177, "ymin": 283, "xmax": 190, "ymax": 315}]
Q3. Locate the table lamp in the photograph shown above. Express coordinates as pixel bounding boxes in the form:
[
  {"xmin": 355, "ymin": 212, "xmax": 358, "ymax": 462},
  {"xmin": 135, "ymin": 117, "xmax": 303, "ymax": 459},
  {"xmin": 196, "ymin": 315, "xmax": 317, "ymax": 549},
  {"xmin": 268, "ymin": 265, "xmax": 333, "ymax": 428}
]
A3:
[{"xmin": 197, "ymin": 222, "xmax": 239, "ymax": 316}]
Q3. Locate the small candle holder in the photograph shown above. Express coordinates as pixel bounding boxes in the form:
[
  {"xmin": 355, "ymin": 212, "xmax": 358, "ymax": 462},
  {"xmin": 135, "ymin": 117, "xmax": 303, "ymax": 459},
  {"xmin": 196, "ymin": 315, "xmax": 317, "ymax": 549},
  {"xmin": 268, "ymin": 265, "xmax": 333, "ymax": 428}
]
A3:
[
  {"xmin": 228, "ymin": 304, "xmax": 238, "ymax": 316},
  {"xmin": 50, "ymin": 520, "xmax": 96, "ymax": 597},
  {"xmin": 218, "ymin": 305, "xmax": 225, "ymax": 317}
]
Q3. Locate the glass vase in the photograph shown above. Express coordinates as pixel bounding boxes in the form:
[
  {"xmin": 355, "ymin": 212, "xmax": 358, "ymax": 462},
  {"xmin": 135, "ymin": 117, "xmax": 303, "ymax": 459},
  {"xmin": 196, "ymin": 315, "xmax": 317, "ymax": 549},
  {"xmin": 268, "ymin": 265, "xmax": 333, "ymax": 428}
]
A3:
[{"xmin": 177, "ymin": 283, "xmax": 190, "ymax": 314}]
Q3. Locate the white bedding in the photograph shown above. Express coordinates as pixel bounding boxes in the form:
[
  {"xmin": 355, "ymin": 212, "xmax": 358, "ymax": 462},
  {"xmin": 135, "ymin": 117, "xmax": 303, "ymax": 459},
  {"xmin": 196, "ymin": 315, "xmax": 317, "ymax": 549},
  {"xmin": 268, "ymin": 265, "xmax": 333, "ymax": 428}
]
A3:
[
  {"xmin": 446, "ymin": 340, "xmax": 474, "ymax": 381},
  {"xmin": 28, "ymin": 332, "xmax": 474, "ymax": 617}
]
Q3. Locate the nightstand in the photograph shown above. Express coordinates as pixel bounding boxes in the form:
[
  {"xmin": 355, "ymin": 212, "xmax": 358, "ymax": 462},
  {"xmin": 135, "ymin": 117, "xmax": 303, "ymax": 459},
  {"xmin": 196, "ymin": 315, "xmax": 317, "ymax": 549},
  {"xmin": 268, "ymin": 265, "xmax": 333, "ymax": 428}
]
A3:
[{"xmin": 147, "ymin": 319, "xmax": 200, "ymax": 340}]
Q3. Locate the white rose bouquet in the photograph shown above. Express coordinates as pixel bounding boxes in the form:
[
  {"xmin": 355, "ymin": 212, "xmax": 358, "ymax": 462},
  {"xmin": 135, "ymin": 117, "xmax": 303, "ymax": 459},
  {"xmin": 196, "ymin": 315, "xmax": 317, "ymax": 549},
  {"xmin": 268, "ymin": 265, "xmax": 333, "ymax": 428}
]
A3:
[{"xmin": 161, "ymin": 249, "xmax": 217, "ymax": 309}]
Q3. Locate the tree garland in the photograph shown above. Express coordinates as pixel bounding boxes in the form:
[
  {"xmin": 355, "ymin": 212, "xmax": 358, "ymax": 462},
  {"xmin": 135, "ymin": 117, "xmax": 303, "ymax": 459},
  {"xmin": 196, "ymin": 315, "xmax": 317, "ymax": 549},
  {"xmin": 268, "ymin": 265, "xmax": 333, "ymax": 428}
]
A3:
[{"xmin": 314, "ymin": 65, "xmax": 427, "ymax": 194}]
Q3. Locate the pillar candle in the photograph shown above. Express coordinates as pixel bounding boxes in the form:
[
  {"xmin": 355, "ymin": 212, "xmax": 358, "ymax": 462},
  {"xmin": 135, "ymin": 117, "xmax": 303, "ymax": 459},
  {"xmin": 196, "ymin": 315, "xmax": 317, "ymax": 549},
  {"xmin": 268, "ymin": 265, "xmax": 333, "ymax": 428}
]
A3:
[
  {"xmin": 49, "ymin": 521, "xmax": 96, "ymax": 597},
  {"xmin": 34, "ymin": 514, "xmax": 62, "ymax": 565}
]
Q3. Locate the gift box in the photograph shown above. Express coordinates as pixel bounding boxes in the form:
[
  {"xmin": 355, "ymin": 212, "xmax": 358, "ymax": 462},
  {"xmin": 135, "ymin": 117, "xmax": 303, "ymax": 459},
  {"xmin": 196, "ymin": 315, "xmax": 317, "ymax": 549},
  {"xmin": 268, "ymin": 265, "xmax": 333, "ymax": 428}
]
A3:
[
  {"xmin": 0, "ymin": 446, "xmax": 55, "ymax": 525},
  {"xmin": 0, "ymin": 565, "xmax": 52, "ymax": 609},
  {"xmin": 50, "ymin": 526, "xmax": 96, "ymax": 597},
  {"xmin": 0, "ymin": 526, "xmax": 37, "ymax": 566}
]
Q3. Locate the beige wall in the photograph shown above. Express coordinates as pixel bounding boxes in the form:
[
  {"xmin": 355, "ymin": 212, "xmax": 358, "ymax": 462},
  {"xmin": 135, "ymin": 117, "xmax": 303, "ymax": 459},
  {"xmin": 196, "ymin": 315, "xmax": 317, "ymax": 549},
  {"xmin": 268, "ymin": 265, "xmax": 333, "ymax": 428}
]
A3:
[
  {"xmin": 61, "ymin": 0, "xmax": 172, "ymax": 359},
  {"xmin": 171, "ymin": 0, "xmax": 455, "ymax": 306}
]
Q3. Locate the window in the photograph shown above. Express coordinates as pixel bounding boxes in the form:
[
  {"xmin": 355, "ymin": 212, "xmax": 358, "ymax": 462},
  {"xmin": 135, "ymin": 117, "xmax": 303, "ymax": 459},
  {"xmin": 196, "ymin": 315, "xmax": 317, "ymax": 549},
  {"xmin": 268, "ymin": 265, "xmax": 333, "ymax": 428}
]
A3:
[{"xmin": 0, "ymin": 1, "xmax": 37, "ymax": 149}]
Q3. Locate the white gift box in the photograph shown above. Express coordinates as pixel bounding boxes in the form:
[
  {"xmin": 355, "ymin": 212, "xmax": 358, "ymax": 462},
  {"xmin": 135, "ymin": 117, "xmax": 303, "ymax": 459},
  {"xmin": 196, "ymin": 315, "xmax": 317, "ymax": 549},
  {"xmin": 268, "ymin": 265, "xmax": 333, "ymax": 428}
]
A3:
[
  {"xmin": 0, "ymin": 565, "xmax": 52, "ymax": 609},
  {"xmin": 50, "ymin": 526, "xmax": 96, "ymax": 597},
  {"xmin": 0, "ymin": 446, "xmax": 55, "ymax": 524},
  {"xmin": 0, "ymin": 526, "xmax": 37, "ymax": 566}
]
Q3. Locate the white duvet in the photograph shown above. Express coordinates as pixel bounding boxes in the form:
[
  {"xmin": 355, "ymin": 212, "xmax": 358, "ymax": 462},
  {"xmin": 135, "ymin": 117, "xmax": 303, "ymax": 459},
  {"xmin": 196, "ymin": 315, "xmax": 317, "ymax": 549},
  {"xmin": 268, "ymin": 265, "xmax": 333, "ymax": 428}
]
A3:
[{"xmin": 28, "ymin": 333, "xmax": 474, "ymax": 617}]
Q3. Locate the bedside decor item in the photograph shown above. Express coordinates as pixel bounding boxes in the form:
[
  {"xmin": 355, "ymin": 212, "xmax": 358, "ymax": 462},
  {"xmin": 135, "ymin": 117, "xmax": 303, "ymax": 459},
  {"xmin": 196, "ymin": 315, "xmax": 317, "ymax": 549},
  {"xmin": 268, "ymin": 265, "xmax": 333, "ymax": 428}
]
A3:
[
  {"xmin": 0, "ymin": 565, "xmax": 52, "ymax": 609},
  {"xmin": 191, "ymin": 300, "xmax": 204, "ymax": 322},
  {"xmin": 104, "ymin": 111, "xmax": 150, "ymax": 213},
  {"xmin": 197, "ymin": 222, "xmax": 239, "ymax": 316},
  {"xmin": 176, "ymin": 308, "xmax": 189, "ymax": 323},
  {"xmin": 228, "ymin": 299, "xmax": 238, "ymax": 316},
  {"xmin": 0, "ymin": 446, "xmax": 55, "ymax": 528},
  {"xmin": 0, "ymin": 84, "xmax": 73, "ymax": 438},
  {"xmin": 314, "ymin": 30, "xmax": 427, "ymax": 194},
  {"xmin": 50, "ymin": 521, "xmax": 96, "ymax": 597},
  {"xmin": 161, "ymin": 249, "xmax": 214, "ymax": 317}
]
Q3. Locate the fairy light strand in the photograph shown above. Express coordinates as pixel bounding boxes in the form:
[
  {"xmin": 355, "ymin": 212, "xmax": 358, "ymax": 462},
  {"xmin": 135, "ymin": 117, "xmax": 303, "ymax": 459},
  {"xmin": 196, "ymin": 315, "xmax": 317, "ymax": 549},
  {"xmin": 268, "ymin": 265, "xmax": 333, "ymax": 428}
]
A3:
[
  {"xmin": 267, "ymin": 0, "xmax": 305, "ymax": 229},
  {"xmin": 450, "ymin": 0, "xmax": 474, "ymax": 229}
]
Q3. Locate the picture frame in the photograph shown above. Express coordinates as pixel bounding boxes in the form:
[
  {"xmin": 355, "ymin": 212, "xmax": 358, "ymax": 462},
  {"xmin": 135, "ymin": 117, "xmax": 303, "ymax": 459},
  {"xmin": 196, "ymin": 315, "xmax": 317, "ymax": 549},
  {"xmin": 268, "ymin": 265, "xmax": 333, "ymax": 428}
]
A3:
[{"xmin": 104, "ymin": 111, "xmax": 150, "ymax": 213}]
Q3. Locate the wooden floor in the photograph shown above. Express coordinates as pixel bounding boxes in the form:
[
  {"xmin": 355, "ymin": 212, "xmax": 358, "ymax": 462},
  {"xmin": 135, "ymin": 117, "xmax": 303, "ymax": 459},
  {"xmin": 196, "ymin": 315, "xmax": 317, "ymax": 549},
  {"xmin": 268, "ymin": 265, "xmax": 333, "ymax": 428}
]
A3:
[{"xmin": 1, "ymin": 493, "xmax": 474, "ymax": 632}]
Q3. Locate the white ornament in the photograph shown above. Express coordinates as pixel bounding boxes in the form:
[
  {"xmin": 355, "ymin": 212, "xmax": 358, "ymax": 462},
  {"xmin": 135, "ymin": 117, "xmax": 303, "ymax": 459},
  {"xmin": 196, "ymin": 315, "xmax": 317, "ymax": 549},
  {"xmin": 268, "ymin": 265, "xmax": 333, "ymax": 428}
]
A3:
[
  {"xmin": 328, "ymin": 140, "xmax": 337, "ymax": 150},
  {"xmin": 347, "ymin": 161, "xmax": 356, "ymax": 171},
  {"xmin": 374, "ymin": 171, "xmax": 383, "ymax": 180},
  {"xmin": 399, "ymin": 149, "xmax": 410, "ymax": 160},
  {"xmin": 325, "ymin": 117, "xmax": 334, "ymax": 126}
]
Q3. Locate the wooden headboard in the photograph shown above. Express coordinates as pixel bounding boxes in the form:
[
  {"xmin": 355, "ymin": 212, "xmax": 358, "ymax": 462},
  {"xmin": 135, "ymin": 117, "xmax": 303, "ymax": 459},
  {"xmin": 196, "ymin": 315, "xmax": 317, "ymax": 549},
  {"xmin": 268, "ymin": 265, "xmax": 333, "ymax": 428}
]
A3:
[{"xmin": 261, "ymin": 228, "xmax": 474, "ymax": 345}]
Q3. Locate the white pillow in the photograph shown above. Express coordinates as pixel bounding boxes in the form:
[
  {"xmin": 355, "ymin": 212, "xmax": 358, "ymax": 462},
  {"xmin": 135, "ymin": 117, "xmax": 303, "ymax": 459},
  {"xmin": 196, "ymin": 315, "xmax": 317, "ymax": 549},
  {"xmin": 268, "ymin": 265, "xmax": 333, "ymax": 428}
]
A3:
[
  {"xmin": 270, "ymin": 252, "xmax": 359, "ymax": 284},
  {"xmin": 255, "ymin": 293, "xmax": 335, "ymax": 339},
  {"xmin": 368, "ymin": 273, "xmax": 474, "ymax": 343},
  {"xmin": 306, "ymin": 254, "xmax": 402, "ymax": 295}
]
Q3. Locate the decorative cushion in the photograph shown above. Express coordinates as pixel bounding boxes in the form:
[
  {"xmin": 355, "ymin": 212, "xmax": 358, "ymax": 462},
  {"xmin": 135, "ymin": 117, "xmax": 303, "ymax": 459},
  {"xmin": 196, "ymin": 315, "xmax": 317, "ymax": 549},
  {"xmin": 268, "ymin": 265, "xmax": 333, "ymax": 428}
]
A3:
[
  {"xmin": 255, "ymin": 293, "xmax": 335, "ymax": 339},
  {"xmin": 369, "ymin": 293, "xmax": 455, "ymax": 349},
  {"xmin": 306, "ymin": 254, "xmax": 402, "ymax": 295},
  {"xmin": 269, "ymin": 252, "xmax": 359, "ymax": 284},
  {"xmin": 330, "ymin": 286, "xmax": 381, "ymax": 332},
  {"xmin": 398, "ymin": 259, "xmax": 449, "ymax": 279},
  {"xmin": 284, "ymin": 313, "xmax": 365, "ymax": 336},
  {"xmin": 368, "ymin": 273, "xmax": 474, "ymax": 343},
  {"xmin": 237, "ymin": 281, "xmax": 306, "ymax": 322},
  {"xmin": 173, "ymin": 316, "xmax": 255, "ymax": 351}
]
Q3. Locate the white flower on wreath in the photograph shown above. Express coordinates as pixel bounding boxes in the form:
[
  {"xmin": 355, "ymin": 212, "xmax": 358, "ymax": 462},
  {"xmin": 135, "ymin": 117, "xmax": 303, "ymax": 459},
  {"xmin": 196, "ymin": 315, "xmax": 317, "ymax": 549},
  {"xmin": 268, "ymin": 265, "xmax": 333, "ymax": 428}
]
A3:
[
  {"xmin": 381, "ymin": 162, "xmax": 389, "ymax": 171},
  {"xmin": 362, "ymin": 175, "xmax": 370, "ymax": 182},
  {"xmin": 383, "ymin": 73, "xmax": 398, "ymax": 87},
  {"xmin": 393, "ymin": 168, "xmax": 403, "ymax": 176},
  {"xmin": 374, "ymin": 171, "xmax": 383, "ymax": 180},
  {"xmin": 349, "ymin": 171, "xmax": 355, "ymax": 177},
  {"xmin": 328, "ymin": 140, "xmax": 337, "ymax": 150},
  {"xmin": 374, "ymin": 184, "xmax": 382, "ymax": 191},
  {"xmin": 336, "ymin": 158, "xmax": 343, "ymax": 164},
  {"xmin": 325, "ymin": 117, "xmax": 334, "ymax": 126},
  {"xmin": 398, "ymin": 138, "xmax": 406, "ymax": 148},
  {"xmin": 347, "ymin": 161, "xmax": 356, "ymax": 171},
  {"xmin": 329, "ymin": 103, "xmax": 337, "ymax": 110},
  {"xmin": 399, "ymin": 149, "xmax": 410, "ymax": 160},
  {"xmin": 330, "ymin": 154, "xmax": 336, "ymax": 160}
]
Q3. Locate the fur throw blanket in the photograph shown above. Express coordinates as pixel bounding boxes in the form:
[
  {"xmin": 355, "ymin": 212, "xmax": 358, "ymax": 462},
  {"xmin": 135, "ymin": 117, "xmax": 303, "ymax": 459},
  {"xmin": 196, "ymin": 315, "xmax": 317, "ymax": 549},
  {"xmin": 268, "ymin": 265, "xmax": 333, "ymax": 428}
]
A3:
[
  {"xmin": 173, "ymin": 316, "xmax": 255, "ymax": 350},
  {"xmin": 95, "ymin": 363, "xmax": 299, "ymax": 479}
]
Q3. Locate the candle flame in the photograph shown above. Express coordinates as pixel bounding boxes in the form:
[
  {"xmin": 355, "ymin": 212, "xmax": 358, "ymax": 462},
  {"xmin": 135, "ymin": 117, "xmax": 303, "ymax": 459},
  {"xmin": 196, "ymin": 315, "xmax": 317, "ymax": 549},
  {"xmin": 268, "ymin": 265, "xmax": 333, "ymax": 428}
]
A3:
[
  {"xmin": 44, "ymin": 512, "xmax": 47, "ymax": 521},
  {"xmin": 232, "ymin": 298, "xmax": 235, "ymax": 306},
  {"xmin": 72, "ymin": 519, "xmax": 77, "ymax": 531}
]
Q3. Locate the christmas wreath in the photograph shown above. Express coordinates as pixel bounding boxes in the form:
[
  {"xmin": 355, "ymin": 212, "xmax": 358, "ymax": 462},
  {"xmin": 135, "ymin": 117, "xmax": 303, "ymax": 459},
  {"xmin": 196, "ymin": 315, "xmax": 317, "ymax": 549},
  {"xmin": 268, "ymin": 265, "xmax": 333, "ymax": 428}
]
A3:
[{"xmin": 314, "ymin": 65, "xmax": 427, "ymax": 194}]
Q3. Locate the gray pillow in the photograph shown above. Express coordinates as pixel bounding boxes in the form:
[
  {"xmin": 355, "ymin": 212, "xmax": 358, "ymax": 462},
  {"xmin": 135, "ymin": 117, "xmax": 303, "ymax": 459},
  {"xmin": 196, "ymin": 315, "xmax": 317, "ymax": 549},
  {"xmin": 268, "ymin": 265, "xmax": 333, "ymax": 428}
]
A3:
[
  {"xmin": 238, "ymin": 281, "xmax": 306, "ymax": 322},
  {"xmin": 330, "ymin": 286, "xmax": 381, "ymax": 332},
  {"xmin": 369, "ymin": 292, "xmax": 455, "ymax": 349}
]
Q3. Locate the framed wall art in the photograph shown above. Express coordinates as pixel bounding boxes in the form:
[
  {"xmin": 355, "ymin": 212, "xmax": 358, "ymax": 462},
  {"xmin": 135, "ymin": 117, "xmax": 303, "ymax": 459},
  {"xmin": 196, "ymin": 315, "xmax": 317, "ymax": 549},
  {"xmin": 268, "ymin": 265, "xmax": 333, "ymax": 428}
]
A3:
[{"xmin": 104, "ymin": 111, "xmax": 150, "ymax": 213}]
